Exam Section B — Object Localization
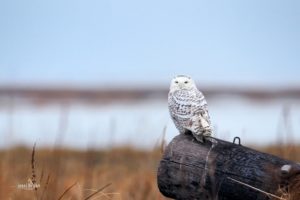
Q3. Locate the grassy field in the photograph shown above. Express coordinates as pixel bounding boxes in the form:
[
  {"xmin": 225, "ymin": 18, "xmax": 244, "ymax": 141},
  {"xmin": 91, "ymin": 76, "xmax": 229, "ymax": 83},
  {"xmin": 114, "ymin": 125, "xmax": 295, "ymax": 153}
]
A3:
[
  {"xmin": 0, "ymin": 142, "xmax": 299, "ymax": 200},
  {"xmin": 0, "ymin": 145, "xmax": 168, "ymax": 200}
]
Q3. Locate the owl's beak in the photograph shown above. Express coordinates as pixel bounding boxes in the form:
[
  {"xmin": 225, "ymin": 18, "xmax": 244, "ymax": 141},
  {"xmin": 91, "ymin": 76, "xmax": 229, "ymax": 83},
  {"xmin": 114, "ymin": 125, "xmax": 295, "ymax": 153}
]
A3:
[{"xmin": 178, "ymin": 82, "xmax": 185, "ymax": 89}]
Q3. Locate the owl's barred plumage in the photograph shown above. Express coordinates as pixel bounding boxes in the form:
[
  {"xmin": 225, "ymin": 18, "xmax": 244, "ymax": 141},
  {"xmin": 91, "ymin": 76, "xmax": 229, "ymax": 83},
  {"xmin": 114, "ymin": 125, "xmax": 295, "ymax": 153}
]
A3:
[{"xmin": 168, "ymin": 75, "xmax": 212, "ymax": 143}]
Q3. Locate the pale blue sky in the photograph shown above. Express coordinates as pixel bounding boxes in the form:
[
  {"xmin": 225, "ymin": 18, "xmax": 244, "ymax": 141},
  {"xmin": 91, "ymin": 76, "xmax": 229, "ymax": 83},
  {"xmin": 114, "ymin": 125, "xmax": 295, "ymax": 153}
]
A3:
[{"xmin": 0, "ymin": 0, "xmax": 299, "ymax": 87}]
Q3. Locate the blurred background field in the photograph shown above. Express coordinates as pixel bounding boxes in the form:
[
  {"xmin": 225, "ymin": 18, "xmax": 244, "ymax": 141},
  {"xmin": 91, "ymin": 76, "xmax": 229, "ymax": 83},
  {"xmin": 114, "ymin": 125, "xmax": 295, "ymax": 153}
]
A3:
[
  {"xmin": 1, "ymin": 0, "xmax": 300, "ymax": 199},
  {"xmin": 0, "ymin": 85, "xmax": 300, "ymax": 199}
]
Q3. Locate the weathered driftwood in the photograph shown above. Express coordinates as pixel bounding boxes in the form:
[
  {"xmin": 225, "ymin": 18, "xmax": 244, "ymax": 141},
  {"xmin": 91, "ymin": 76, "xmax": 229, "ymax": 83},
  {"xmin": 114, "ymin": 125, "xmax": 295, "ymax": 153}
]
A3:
[{"xmin": 157, "ymin": 134, "xmax": 300, "ymax": 200}]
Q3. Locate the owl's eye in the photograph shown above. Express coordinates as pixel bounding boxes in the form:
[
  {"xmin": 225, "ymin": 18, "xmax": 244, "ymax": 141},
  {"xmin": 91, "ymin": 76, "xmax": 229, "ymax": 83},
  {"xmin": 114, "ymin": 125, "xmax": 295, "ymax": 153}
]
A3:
[
  {"xmin": 175, "ymin": 81, "xmax": 179, "ymax": 84},
  {"xmin": 184, "ymin": 81, "xmax": 188, "ymax": 84}
]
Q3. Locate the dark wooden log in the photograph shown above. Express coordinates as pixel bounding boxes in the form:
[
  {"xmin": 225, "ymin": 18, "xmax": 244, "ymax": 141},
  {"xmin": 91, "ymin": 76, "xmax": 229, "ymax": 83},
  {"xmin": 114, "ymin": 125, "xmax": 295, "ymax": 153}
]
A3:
[{"xmin": 157, "ymin": 134, "xmax": 300, "ymax": 200}]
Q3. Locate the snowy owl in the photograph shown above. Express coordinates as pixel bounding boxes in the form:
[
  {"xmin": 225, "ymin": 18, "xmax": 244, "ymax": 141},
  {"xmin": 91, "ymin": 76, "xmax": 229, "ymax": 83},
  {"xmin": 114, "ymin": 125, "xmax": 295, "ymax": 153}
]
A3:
[{"xmin": 168, "ymin": 75, "xmax": 212, "ymax": 143}]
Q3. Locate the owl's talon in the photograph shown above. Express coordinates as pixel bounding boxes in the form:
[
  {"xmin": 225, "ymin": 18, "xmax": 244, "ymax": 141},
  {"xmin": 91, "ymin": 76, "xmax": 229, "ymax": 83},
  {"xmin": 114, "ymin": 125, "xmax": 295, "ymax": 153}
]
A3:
[
  {"xmin": 194, "ymin": 135, "xmax": 204, "ymax": 143},
  {"xmin": 205, "ymin": 137, "xmax": 218, "ymax": 144}
]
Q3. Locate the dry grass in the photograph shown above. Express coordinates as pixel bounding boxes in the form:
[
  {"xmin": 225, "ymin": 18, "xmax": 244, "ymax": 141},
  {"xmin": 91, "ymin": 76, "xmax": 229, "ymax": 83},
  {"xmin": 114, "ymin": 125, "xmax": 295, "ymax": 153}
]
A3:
[{"xmin": 0, "ymin": 145, "xmax": 170, "ymax": 200}]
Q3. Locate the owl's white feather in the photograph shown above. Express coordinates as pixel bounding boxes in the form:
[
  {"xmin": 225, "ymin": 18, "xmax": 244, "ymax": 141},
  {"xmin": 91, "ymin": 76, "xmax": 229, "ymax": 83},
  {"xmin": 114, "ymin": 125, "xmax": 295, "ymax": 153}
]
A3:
[{"xmin": 168, "ymin": 75, "xmax": 212, "ymax": 143}]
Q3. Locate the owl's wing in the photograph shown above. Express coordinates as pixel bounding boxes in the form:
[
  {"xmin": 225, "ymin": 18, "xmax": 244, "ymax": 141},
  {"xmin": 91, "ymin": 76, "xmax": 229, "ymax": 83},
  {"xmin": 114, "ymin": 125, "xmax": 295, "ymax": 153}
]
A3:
[{"xmin": 191, "ymin": 90, "xmax": 212, "ymax": 128}]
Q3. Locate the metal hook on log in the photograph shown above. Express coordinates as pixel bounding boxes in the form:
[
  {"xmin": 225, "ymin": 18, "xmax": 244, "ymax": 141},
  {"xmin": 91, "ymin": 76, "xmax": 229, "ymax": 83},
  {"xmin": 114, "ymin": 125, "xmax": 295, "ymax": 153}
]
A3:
[{"xmin": 232, "ymin": 136, "xmax": 241, "ymax": 145}]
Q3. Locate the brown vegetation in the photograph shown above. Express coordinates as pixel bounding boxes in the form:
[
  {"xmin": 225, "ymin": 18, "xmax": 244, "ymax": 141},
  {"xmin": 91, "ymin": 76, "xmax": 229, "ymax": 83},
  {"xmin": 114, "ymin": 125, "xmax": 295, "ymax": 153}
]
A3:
[{"xmin": 0, "ymin": 145, "xmax": 170, "ymax": 200}]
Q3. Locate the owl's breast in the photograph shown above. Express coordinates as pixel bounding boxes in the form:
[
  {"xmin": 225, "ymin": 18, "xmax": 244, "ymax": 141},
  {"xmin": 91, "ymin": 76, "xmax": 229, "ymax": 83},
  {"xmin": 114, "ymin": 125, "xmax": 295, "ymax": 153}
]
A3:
[{"xmin": 168, "ymin": 91, "xmax": 194, "ymax": 118}]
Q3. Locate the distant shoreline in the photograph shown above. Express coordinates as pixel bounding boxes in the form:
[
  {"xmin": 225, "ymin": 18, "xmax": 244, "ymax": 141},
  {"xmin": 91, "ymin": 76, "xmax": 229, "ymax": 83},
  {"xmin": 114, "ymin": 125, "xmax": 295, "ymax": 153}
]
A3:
[{"xmin": 0, "ymin": 86, "xmax": 300, "ymax": 104}]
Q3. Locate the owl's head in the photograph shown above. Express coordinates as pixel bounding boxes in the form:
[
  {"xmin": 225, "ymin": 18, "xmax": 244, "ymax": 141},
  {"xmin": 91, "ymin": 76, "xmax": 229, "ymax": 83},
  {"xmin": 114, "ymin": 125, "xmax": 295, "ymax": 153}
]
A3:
[{"xmin": 170, "ymin": 75, "xmax": 197, "ymax": 92}]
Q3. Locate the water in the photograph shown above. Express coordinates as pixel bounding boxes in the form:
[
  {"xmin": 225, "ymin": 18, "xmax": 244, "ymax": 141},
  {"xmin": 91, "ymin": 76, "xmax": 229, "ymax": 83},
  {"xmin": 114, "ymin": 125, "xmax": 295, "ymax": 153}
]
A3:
[{"xmin": 0, "ymin": 96, "xmax": 299, "ymax": 149}]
